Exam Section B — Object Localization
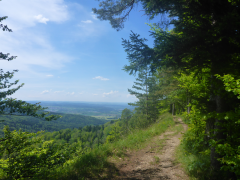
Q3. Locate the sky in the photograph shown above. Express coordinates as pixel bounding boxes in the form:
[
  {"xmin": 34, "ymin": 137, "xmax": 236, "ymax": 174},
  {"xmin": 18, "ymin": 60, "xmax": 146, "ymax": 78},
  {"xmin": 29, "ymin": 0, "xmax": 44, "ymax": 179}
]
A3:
[{"xmin": 0, "ymin": 0, "xmax": 160, "ymax": 103}]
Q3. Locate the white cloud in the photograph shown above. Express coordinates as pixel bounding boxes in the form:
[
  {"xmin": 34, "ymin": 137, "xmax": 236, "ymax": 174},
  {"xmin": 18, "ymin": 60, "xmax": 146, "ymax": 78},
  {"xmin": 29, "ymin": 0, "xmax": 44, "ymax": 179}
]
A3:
[
  {"xmin": 46, "ymin": 74, "xmax": 53, "ymax": 77},
  {"xmin": 41, "ymin": 90, "xmax": 50, "ymax": 94},
  {"xmin": 74, "ymin": 10, "xmax": 108, "ymax": 40},
  {"xmin": 54, "ymin": 90, "xmax": 64, "ymax": 93},
  {"xmin": 81, "ymin": 20, "xmax": 93, "ymax": 24},
  {"xmin": 0, "ymin": 0, "xmax": 73, "ymax": 75},
  {"xmin": 93, "ymin": 76, "xmax": 109, "ymax": 81},
  {"xmin": 93, "ymin": 94, "xmax": 98, "ymax": 96},
  {"xmin": 34, "ymin": 14, "xmax": 49, "ymax": 24},
  {"xmin": 103, "ymin": 90, "xmax": 118, "ymax": 97},
  {"xmin": 0, "ymin": 30, "xmax": 73, "ymax": 75},
  {"xmin": 0, "ymin": 0, "xmax": 69, "ymax": 30},
  {"xmin": 66, "ymin": 92, "xmax": 75, "ymax": 95}
]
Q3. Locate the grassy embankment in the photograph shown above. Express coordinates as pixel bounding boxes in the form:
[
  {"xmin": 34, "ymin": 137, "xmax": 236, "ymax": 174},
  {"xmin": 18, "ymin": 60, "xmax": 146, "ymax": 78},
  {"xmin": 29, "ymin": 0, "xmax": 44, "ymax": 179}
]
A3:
[{"xmin": 43, "ymin": 113, "xmax": 175, "ymax": 179}]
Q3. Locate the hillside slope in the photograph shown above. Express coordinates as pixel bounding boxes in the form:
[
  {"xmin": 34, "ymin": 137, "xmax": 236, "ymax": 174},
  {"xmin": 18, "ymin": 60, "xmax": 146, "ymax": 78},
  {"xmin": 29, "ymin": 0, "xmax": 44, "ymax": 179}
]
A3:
[{"xmin": 0, "ymin": 112, "xmax": 107, "ymax": 137}]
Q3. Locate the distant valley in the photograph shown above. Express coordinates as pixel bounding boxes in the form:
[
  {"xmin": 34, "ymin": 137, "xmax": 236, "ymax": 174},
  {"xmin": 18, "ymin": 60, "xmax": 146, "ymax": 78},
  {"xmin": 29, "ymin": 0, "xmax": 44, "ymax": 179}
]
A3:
[
  {"xmin": 28, "ymin": 101, "xmax": 135, "ymax": 120},
  {"xmin": 0, "ymin": 101, "xmax": 134, "ymax": 137}
]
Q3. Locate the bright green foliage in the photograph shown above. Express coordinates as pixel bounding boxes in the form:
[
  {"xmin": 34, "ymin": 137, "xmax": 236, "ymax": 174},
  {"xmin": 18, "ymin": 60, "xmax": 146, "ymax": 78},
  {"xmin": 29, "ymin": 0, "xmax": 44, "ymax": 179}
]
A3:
[
  {"xmin": 0, "ymin": 126, "xmax": 72, "ymax": 179},
  {"xmin": 177, "ymin": 69, "xmax": 210, "ymax": 100},
  {"xmin": 128, "ymin": 110, "xmax": 149, "ymax": 129},
  {"xmin": 182, "ymin": 107, "xmax": 207, "ymax": 154},
  {"xmin": 176, "ymin": 70, "xmax": 240, "ymax": 179},
  {"xmin": 216, "ymin": 74, "xmax": 240, "ymax": 99},
  {"xmin": 106, "ymin": 122, "xmax": 122, "ymax": 143},
  {"xmin": 121, "ymin": 108, "xmax": 132, "ymax": 121}
]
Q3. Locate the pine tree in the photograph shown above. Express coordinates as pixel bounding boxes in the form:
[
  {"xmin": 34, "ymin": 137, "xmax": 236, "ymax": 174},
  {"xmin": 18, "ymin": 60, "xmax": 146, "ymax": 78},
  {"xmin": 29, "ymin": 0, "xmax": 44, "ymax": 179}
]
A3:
[{"xmin": 128, "ymin": 68, "xmax": 159, "ymax": 122}]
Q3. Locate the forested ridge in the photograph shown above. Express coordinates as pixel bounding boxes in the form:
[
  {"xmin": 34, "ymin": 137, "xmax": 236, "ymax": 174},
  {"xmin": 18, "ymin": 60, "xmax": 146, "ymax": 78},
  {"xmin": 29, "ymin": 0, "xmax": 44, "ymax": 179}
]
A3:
[
  {"xmin": 0, "ymin": 112, "xmax": 107, "ymax": 137},
  {"xmin": 1, "ymin": 0, "xmax": 240, "ymax": 179}
]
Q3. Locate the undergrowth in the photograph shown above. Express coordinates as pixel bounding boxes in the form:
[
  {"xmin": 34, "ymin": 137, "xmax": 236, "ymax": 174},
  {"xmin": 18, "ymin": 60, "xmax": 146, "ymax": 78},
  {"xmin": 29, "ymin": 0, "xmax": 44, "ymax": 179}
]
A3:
[{"xmin": 175, "ymin": 141, "xmax": 212, "ymax": 180}]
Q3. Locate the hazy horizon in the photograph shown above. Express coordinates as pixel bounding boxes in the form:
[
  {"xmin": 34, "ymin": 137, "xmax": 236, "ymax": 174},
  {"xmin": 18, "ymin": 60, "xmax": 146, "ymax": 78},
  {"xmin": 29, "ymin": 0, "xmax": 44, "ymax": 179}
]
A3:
[{"xmin": 26, "ymin": 100, "xmax": 134, "ymax": 104}]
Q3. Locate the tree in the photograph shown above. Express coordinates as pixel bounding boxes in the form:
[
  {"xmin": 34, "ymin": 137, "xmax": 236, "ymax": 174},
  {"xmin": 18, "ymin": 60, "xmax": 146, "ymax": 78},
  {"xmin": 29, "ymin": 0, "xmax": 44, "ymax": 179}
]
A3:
[
  {"xmin": 122, "ymin": 31, "xmax": 156, "ymax": 74},
  {"xmin": 154, "ymin": 67, "xmax": 180, "ymax": 115},
  {"xmin": 128, "ymin": 68, "xmax": 159, "ymax": 122},
  {"xmin": 92, "ymin": 0, "xmax": 173, "ymax": 31},
  {"xmin": 148, "ymin": 2, "xmax": 240, "ymax": 176},
  {"xmin": 92, "ymin": 0, "xmax": 137, "ymax": 31},
  {"xmin": 121, "ymin": 108, "xmax": 132, "ymax": 122}
]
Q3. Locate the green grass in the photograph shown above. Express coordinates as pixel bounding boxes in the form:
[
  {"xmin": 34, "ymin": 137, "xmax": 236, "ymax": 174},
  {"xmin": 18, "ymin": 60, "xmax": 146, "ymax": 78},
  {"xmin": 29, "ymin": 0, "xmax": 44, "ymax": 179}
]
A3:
[{"xmin": 46, "ymin": 113, "xmax": 175, "ymax": 179}]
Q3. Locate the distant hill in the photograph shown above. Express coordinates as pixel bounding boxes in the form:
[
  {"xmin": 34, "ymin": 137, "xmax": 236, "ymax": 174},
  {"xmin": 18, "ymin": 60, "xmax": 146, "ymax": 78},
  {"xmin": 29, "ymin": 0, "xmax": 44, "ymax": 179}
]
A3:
[
  {"xmin": 0, "ymin": 112, "xmax": 107, "ymax": 137},
  {"xmin": 26, "ymin": 101, "xmax": 135, "ymax": 119}
]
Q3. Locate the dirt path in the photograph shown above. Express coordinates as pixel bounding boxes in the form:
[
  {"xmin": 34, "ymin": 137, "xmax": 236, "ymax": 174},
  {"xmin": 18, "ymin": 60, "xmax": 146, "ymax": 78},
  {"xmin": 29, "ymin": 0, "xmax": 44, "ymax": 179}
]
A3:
[{"xmin": 109, "ymin": 117, "xmax": 189, "ymax": 180}]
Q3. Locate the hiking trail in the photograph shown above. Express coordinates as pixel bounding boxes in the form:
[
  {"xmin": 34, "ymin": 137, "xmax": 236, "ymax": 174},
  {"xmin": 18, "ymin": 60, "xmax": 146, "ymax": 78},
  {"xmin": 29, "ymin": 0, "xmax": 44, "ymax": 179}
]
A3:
[{"xmin": 109, "ymin": 117, "xmax": 189, "ymax": 180}]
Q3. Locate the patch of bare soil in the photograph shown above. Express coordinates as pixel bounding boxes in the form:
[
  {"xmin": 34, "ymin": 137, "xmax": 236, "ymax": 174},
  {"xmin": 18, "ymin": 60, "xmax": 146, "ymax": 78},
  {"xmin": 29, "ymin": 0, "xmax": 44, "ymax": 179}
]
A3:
[{"xmin": 109, "ymin": 117, "xmax": 189, "ymax": 180}]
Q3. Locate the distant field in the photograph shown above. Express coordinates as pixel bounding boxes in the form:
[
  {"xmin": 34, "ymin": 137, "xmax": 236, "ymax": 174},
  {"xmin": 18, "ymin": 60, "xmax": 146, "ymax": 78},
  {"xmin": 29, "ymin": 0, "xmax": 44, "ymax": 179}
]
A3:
[{"xmin": 27, "ymin": 101, "xmax": 135, "ymax": 119}]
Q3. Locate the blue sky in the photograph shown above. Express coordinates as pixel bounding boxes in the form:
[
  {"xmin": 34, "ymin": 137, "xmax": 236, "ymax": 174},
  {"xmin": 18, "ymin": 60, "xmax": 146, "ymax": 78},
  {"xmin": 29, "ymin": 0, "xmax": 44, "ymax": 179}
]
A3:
[{"xmin": 0, "ymin": 0, "xmax": 159, "ymax": 103}]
